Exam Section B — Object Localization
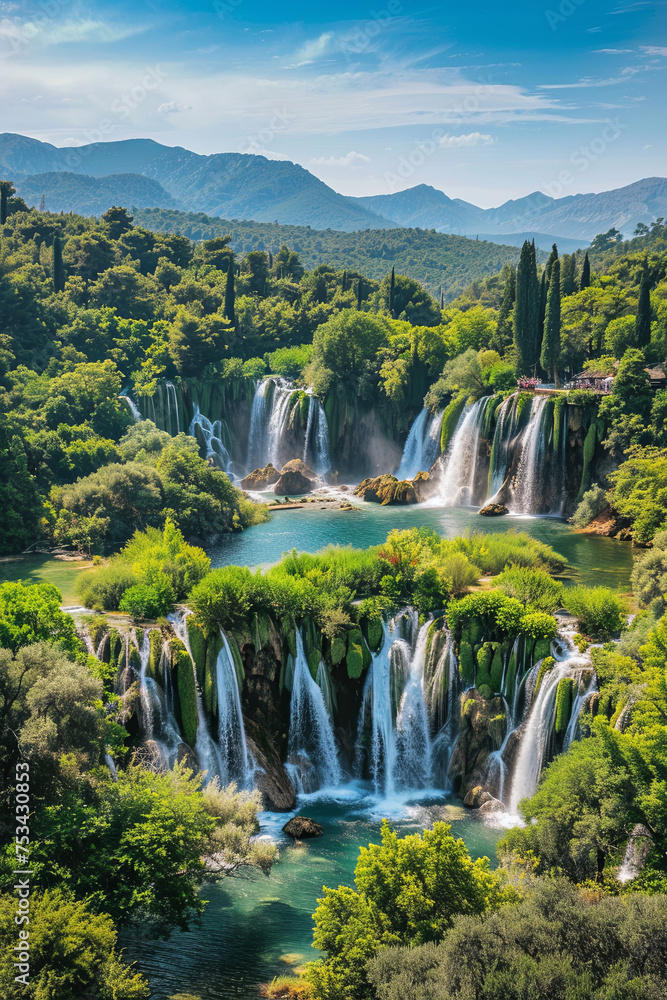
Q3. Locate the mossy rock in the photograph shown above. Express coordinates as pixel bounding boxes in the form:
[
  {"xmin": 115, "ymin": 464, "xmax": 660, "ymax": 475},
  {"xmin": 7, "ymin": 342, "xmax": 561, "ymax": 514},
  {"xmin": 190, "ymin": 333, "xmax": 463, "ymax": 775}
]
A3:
[
  {"xmin": 441, "ymin": 395, "xmax": 467, "ymax": 452},
  {"xmin": 462, "ymin": 620, "xmax": 483, "ymax": 648},
  {"xmin": 226, "ymin": 633, "xmax": 245, "ymax": 688},
  {"xmin": 174, "ymin": 648, "xmax": 198, "ymax": 748},
  {"xmin": 346, "ymin": 643, "xmax": 364, "ymax": 679},
  {"xmin": 204, "ymin": 631, "xmax": 223, "ymax": 719},
  {"xmin": 108, "ymin": 630, "xmax": 121, "ymax": 670},
  {"xmin": 533, "ymin": 656, "xmax": 555, "ymax": 700},
  {"xmin": 459, "ymin": 640, "xmax": 475, "ymax": 686},
  {"xmin": 477, "ymin": 642, "xmax": 494, "ymax": 675},
  {"xmin": 135, "ymin": 627, "xmax": 144, "ymax": 648},
  {"xmin": 252, "ymin": 612, "xmax": 273, "ymax": 651},
  {"xmin": 331, "ymin": 635, "xmax": 347, "ymax": 665},
  {"xmin": 307, "ymin": 648, "xmax": 321, "ymax": 680},
  {"xmin": 366, "ymin": 617, "xmax": 384, "ymax": 652},
  {"xmin": 555, "ymin": 677, "xmax": 574, "ymax": 734},
  {"xmin": 533, "ymin": 638, "xmax": 553, "ymax": 663},
  {"xmin": 478, "ymin": 683, "xmax": 494, "ymax": 701},
  {"xmin": 476, "ymin": 669, "xmax": 493, "ymax": 692},
  {"xmin": 187, "ymin": 618, "xmax": 207, "ymax": 687},
  {"xmin": 348, "ymin": 628, "xmax": 371, "ymax": 670},
  {"xmin": 129, "ymin": 645, "xmax": 141, "ymax": 671},
  {"xmin": 148, "ymin": 629, "xmax": 163, "ymax": 683},
  {"xmin": 489, "ymin": 644, "xmax": 504, "ymax": 693},
  {"xmin": 284, "ymin": 626, "xmax": 297, "ymax": 659}
]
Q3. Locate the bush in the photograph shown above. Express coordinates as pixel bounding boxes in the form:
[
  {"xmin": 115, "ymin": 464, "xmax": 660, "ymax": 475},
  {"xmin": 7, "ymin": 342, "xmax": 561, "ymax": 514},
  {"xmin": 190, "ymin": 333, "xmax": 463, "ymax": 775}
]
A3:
[
  {"xmin": 264, "ymin": 344, "xmax": 312, "ymax": 380},
  {"xmin": 496, "ymin": 566, "xmax": 563, "ymax": 612},
  {"xmin": 561, "ymin": 585, "xmax": 626, "ymax": 638},
  {"xmin": 78, "ymin": 562, "xmax": 138, "ymax": 611},
  {"xmin": 0, "ymin": 580, "xmax": 79, "ymax": 654},
  {"xmin": 118, "ymin": 579, "xmax": 174, "ymax": 618},
  {"xmin": 572, "ymin": 483, "xmax": 608, "ymax": 528},
  {"xmin": 631, "ymin": 529, "xmax": 667, "ymax": 608}
]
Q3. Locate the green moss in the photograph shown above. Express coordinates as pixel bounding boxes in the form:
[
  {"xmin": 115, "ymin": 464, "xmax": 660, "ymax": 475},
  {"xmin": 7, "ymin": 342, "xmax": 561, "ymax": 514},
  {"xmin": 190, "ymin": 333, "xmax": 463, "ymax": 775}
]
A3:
[
  {"xmin": 533, "ymin": 638, "xmax": 553, "ymax": 663},
  {"xmin": 226, "ymin": 633, "xmax": 245, "ymax": 688},
  {"xmin": 174, "ymin": 646, "xmax": 198, "ymax": 748},
  {"xmin": 134, "ymin": 627, "xmax": 144, "ymax": 648},
  {"xmin": 459, "ymin": 640, "xmax": 475, "ymax": 686},
  {"xmin": 553, "ymin": 395, "xmax": 566, "ymax": 452},
  {"xmin": 346, "ymin": 643, "xmax": 364, "ymax": 679},
  {"xmin": 187, "ymin": 618, "xmax": 207, "ymax": 687},
  {"xmin": 489, "ymin": 644, "xmax": 504, "ymax": 693},
  {"xmin": 577, "ymin": 422, "xmax": 598, "ymax": 503},
  {"xmin": 204, "ymin": 631, "xmax": 223, "ymax": 718},
  {"xmin": 108, "ymin": 630, "xmax": 121, "ymax": 670},
  {"xmin": 478, "ymin": 683, "xmax": 494, "ymax": 701},
  {"xmin": 440, "ymin": 395, "xmax": 467, "ymax": 453},
  {"xmin": 477, "ymin": 642, "xmax": 493, "ymax": 674},
  {"xmin": 348, "ymin": 628, "xmax": 371, "ymax": 671},
  {"xmin": 367, "ymin": 617, "xmax": 384, "ymax": 652},
  {"xmin": 148, "ymin": 628, "xmax": 162, "ymax": 682},
  {"xmin": 129, "ymin": 644, "xmax": 141, "ymax": 671},
  {"xmin": 533, "ymin": 656, "xmax": 555, "ymax": 700},
  {"xmin": 331, "ymin": 635, "xmax": 347, "ymax": 664},
  {"xmin": 307, "ymin": 648, "xmax": 321, "ymax": 680},
  {"xmin": 555, "ymin": 677, "xmax": 574, "ymax": 734},
  {"xmin": 516, "ymin": 391, "xmax": 532, "ymax": 420}
]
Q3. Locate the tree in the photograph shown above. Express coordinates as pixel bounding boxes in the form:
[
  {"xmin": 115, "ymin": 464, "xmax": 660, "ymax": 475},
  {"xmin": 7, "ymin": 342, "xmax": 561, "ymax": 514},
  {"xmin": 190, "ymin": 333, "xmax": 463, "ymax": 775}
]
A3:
[
  {"xmin": 580, "ymin": 250, "xmax": 591, "ymax": 290},
  {"xmin": 100, "ymin": 205, "xmax": 134, "ymax": 240},
  {"xmin": 389, "ymin": 266, "xmax": 396, "ymax": 317},
  {"xmin": 0, "ymin": 581, "xmax": 79, "ymax": 654},
  {"xmin": 495, "ymin": 264, "xmax": 515, "ymax": 350},
  {"xmin": 540, "ymin": 256, "xmax": 561, "ymax": 383},
  {"xmin": 560, "ymin": 253, "xmax": 577, "ymax": 296},
  {"xmin": 514, "ymin": 240, "xmax": 540, "ymax": 375},
  {"xmin": 589, "ymin": 227, "xmax": 623, "ymax": 253},
  {"xmin": 0, "ymin": 180, "xmax": 14, "ymax": 225},
  {"xmin": 52, "ymin": 234, "xmax": 65, "ymax": 292},
  {"xmin": 224, "ymin": 258, "xmax": 236, "ymax": 324},
  {"xmin": 636, "ymin": 256, "xmax": 652, "ymax": 348},
  {"xmin": 306, "ymin": 310, "xmax": 389, "ymax": 395},
  {"xmin": 200, "ymin": 235, "xmax": 232, "ymax": 271}
]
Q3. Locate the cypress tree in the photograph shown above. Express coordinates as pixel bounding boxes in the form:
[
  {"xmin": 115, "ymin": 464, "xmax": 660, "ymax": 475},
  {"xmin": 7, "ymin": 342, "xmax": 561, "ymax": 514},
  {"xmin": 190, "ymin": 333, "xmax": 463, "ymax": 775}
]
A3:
[
  {"xmin": 496, "ymin": 265, "xmax": 516, "ymax": 350},
  {"xmin": 636, "ymin": 257, "xmax": 651, "ymax": 348},
  {"xmin": 0, "ymin": 181, "xmax": 11, "ymax": 225},
  {"xmin": 539, "ymin": 268, "xmax": 547, "ymax": 337},
  {"xmin": 357, "ymin": 277, "xmax": 363, "ymax": 309},
  {"xmin": 560, "ymin": 254, "xmax": 577, "ymax": 296},
  {"xmin": 514, "ymin": 240, "xmax": 540, "ymax": 375},
  {"xmin": 541, "ymin": 257, "xmax": 561, "ymax": 384},
  {"xmin": 580, "ymin": 251, "xmax": 591, "ymax": 290},
  {"xmin": 389, "ymin": 266, "xmax": 395, "ymax": 318},
  {"xmin": 440, "ymin": 288, "xmax": 444, "ymax": 310},
  {"xmin": 224, "ymin": 260, "xmax": 235, "ymax": 325},
  {"xmin": 52, "ymin": 234, "xmax": 64, "ymax": 292}
]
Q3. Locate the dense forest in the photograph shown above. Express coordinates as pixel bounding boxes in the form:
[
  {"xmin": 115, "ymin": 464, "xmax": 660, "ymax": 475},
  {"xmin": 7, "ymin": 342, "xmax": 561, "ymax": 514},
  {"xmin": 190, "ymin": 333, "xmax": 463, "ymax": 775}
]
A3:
[{"xmin": 1, "ymin": 181, "xmax": 667, "ymax": 999}]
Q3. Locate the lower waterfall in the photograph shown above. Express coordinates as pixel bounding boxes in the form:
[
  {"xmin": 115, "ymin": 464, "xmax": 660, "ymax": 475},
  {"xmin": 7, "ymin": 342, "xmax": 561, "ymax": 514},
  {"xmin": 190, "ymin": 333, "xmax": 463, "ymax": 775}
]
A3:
[
  {"xmin": 189, "ymin": 406, "xmax": 232, "ymax": 473},
  {"xmin": 137, "ymin": 629, "xmax": 182, "ymax": 767},
  {"xmin": 439, "ymin": 397, "xmax": 492, "ymax": 506},
  {"xmin": 396, "ymin": 408, "xmax": 443, "ymax": 480},
  {"xmin": 215, "ymin": 632, "xmax": 254, "ymax": 787},
  {"xmin": 287, "ymin": 632, "xmax": 342, "ymax": 792}
]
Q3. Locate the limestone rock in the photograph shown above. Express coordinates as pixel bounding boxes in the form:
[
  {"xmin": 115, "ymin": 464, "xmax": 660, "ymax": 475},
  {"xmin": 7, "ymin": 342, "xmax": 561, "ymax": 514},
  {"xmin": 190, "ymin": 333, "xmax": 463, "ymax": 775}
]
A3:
[
  {"xmin": 244, "ymin": 721, "xmax": 296, "ymax": 811},
  {"xmin": 282, "ymin": 816, "xmax": 324, "ymax": 839},
  {"xmin": 353, "ymin": 472, "xmax": 429, "ymax": 506},
  {"xmin": 479, "ymin": 503, "xmax": 509, "ymax": 517},
  {"xmin": 274, "ymin": 469, "xmax": 315, "ymax": 495},
  {"xmin": 280, "ymin": 459, "xmax": 317, "ymax": 478},
  {"xmin": 241, "ymin": 464, "xmax": 280, "ymax": 489}
]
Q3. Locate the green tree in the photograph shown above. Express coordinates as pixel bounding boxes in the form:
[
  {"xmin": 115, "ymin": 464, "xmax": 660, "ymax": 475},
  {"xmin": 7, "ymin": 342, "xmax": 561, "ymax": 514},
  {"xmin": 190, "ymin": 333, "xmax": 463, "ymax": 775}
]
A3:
[
  {"xmin": 580, "ymin": 250, "xmax": 591, "ymax": 290},
  {"xmin": 224, "ymin": 259, "xmax": 236, "ymax": 324},
  {"xmin": 636, "ymin": 256, "xmax": 652, "ymax": 348},
  {"xmin": 514, "ymin": 240, "xmax": 540, "ymax": 375},
  {"xmin": 100, "ymin": 205, "xmax": 134, "ymax": 240},
  {"xmin": 52, "ymin": 234, "xmax": 65, "ymax": 292},
  {"xmin": 495, "ymin": 264, "xmax": 515, "ymax": 350},
  {"xmin": 540, "ymin": 255, "xmax": 561, "ymax": 383},
  {"xmin": 0, "ymin": 581, "xmax": 78, "ymax": 654},
  {"xmin": 560, "ymin": 253, "xmax": 577, "ymax": 296}
]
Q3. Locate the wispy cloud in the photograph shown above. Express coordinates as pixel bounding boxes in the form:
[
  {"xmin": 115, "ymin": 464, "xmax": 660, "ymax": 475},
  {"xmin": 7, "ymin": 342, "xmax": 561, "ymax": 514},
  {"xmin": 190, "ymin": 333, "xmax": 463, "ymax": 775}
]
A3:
[
  {"xmin": 310, "ymin": 150, "xmax": 370, "ymax": 166},
  {"xmin": 288, "ymin": 32, "xmax": 333, "ymax": 68},
  {"xmin": 594, "ymin": 48, "xmax": 634, "ymax": 54},
  {"xmin": 157, "ymin": 101, "xmax": 191, "ymax": 114},
  {"xmin": 438, "ymin": 131, "xmax": 493, "ymax": 147},
  {"xmin": 642, "ymin": 45, "xmax": 667, "ymax": 56}
]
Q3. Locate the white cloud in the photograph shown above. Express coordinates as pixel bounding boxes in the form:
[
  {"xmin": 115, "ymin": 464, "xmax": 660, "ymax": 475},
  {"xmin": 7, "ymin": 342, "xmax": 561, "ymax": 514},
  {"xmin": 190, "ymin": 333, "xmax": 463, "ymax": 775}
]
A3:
[
  {"xmin": 0, "ymin": 16, "xmax": 140, "ymax": 51},
  {"xmin": 310, "ymin": 150, "xmax": 370, "ymax": 166},
  {"xmin": 595, "ymin": 48, "xmax": 634, "ymax": 54},
  {"xmin": 289, "ymin": 33, "xmax": 333, "ymax": 68},
  {"xmin": 157, "ymin": 101, "xmax": 191, "ymax": 114},
  {"xmin": 642, "ymin": 46, "xmax": 667, "ymax": 56},
  {"xmin": 438, "ymin": 131, "xmax": 493, "ymax": 147}
]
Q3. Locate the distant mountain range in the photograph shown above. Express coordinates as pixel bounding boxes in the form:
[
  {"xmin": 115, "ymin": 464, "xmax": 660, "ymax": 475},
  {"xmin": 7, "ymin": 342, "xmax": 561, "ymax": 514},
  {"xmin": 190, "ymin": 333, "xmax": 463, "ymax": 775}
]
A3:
[{"xmin": 2, "ymin": 133, "xmax": 665, "ymax": 250}]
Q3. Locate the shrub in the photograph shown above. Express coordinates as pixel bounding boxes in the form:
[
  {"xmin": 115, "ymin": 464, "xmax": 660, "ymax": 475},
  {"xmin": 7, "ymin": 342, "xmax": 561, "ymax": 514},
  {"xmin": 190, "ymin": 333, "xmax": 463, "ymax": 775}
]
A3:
[
  {"xmin": 118, "ymin": 579, "xmax": 174, "ymax": 618},
  {"xmin": 78, "ymin": 562, "xmax": 138, "ymax": 611},
  {"xmin": 0, "ymin": 580, "xmax": 79, "ymax": 654},
  {"xmin": 572, "ymin": 483, "xmax": 609, "ymax": 528},
  {"xmin": 631, "ymin": 529, "xmax": 667, "ymax": 608},
  {"xmin": 496, "ymin": 566, "xmax": 563, "ymax": 612},
  {"xmin": 561, "ymin": 585, "xmax": 626, "ymax": 638}
]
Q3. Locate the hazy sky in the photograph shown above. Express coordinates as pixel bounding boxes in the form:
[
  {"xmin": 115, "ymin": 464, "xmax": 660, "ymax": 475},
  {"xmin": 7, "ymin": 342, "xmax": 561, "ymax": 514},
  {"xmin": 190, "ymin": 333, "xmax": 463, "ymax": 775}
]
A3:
[{"xmin": 2, "ymin": 0, "xmax": 666, "ymax": 205}]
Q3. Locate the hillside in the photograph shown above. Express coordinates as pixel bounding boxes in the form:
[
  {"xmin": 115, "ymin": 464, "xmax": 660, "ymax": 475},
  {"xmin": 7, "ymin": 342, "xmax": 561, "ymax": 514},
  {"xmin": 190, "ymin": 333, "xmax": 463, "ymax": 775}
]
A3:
[
  {"xmin": 15, "ymin": 171, "xmax": 179, "ymax": 215},
  {"xmin": 132, "ymin": 206, "xmax": 528, "ymax": 299}
]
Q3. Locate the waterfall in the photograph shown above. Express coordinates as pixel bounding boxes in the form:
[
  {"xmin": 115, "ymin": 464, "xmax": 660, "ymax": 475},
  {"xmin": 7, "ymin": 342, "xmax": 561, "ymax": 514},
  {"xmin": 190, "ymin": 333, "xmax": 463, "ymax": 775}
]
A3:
[
  {"xmin": 165, "ymin": 382, "xmax": 182, "ymax": 435},
  {"xmin": 355, "ymin": 614, "xmax": 433, "ymax": 796},
  {"xmin": 311, "ymin": 398, "xmax": 331, "ymax": 474},
  {"xmin": 426, "ymin": 632, "xmax": 461, "ymax": 786},
  {"xmin": 487, "ymin": 395, "xmax": 519, "ymax": 499},
  {"xmin": 247, "ymin": 379, "xmax": 270, "ymax": 469},
  {"xmin": 439, "ymin": 397, "xmax": 491, "ymax": 506},
  {"xmin": 396, "ymin": 408, "xmax": 443, "ymax": 480},
  {"xmin": 189, "ymin": 406, "xmax": 231, "ymax": 473},
  {"xmin": 169, "ymin": 611, "xmax": 226, "ymax": 782},
  {"xmin": 509, "ymin": 396, "xmax": 551, "ymax": 514},
  {"xmin": 119, "ymin": 395, "xmax": 143, "ymax": 422},
  {"xmin": 137, "ymin": 629, "xmax": 182, "ymax": 766},
  {"xmin": 265, "ymin": 380, "xmax": 294, "ymax": 469},
  {"xmin": 287, "ymin": 632, "xmax": 342, "ymax": 791},
  {"xmin": 247, "ymin": 377, "xmax": 330, "ymax": 474},
  {"xmin": 215, "ymin": 632, "xmax": 253, "ymax": 786},
  {"xmin": 508, "ymin": 631, "xmax": 593, "ymax": 814}
]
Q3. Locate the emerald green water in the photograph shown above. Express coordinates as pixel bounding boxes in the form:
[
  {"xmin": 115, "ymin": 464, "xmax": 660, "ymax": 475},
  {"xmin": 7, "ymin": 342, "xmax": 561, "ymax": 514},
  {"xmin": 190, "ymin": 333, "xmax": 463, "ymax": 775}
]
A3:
[
  {"xmin": 210, "ymin": 501, "xmax": 634, "ymax": 590},
  {"xmin": 127, "ymin": 789, "xmax": 502, "ymax": 1000},
  {"xmin": 131, "ymin": 503, "xmax": 632, "ymax": 998}
]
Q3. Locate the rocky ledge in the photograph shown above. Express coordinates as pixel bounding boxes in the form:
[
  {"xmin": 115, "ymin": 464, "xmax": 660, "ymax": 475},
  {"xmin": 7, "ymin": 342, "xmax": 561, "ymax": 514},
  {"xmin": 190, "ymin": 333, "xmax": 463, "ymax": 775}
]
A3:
[
  {"xmin": 479, "ymin": 503, "xmax": 509, "ymax": 517},
  {"xmin": 354, "ymin": 471, "xmax": 430, "ymax": 506},
  {"xmin": 240, "ymin": 463, "xmax": 280, "ymax": 489},
  {"xmin": 282, "ymin": 816, "xmax": 324, "ymax": 839},
  {"xmin": 274, "ymin": 459, "xmax": 318, "ymax": 496}
]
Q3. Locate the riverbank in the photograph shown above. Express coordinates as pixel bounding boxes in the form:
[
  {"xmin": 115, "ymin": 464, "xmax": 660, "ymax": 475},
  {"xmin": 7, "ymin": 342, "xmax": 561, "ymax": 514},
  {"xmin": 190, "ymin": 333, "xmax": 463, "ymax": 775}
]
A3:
[{"xmin": 0, "ymin": 553, "xmax": 95, "ymax": 605}]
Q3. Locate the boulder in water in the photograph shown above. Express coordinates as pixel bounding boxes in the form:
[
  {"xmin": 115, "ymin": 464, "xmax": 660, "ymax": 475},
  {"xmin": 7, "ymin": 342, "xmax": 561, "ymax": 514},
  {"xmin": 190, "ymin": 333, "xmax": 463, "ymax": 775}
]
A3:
[
  {"xmin": 479, "ymin": 503, "xmax": 509, "ymax": 517},
  {"xmin": 241, "ymin": 464, "xmax": 280, "ymax": 489},
  {"xmin": 280, "ymin": 459, "xmax": 318, "ymax": 478},
  {"xmin": 282, "ymin": 816, "xmax": 323, "ymax": 839},
  {"xmin": 354, "ymin": 473, "xmax": 429, "ymax": 505},
  {"xmin": 274, "ymin": 469, "xmax": 315, "ymax": 495}
]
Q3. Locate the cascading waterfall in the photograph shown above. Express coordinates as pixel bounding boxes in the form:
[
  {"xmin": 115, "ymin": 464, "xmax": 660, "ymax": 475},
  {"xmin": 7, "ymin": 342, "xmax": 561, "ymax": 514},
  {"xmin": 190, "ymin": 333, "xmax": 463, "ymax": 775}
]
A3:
[
  {"xmin": 395, "ymin": 623, "xmax": 433, "ymax": 789},
  {"xmin": 508, "ymin": 631, "xmax": 593, "ymax": 814},
  {"xmin": 311, "ymin": 396, "xmax": 331, "ymax": 474},
  {"xmin": 265, "ymin": 380, "xmax": 296, "ymax": 469},
  {"xmin": 137, "ymin": 629, "xmax": 182, "ymax": 766},
  {"xmin": 189, "ymin": 406, "xmax": 232, "ymax": 473},
  {"xmin": 119, "ymin": 395, "xmax": 143, "ymax": 422},
  {"xmin": 287, "ymin": 632, "xmax": 342, "ymax": 791},
  {"xmin": 215, "ymin": 632, "xmax": 253, "ymax": 786},
  {"xmin": 396, "ymin": 408, "xmax": 443, "ymax": 480},
  {"xmin": 487, "ymin": 395, "xmax": 519, "ymax": 499},
  {"xmin": 165, "ymin": 382, "xmax": 182, "ymax": 436},
  {"xmin": 439, "ymin": 397, "xmax": 492, "ymax": 506},
  {"xmin": 247, "ymin": 379, "xmax": 270, "ymax": 469},
  {"xmin": 247, "ymin": 377, "xmax": 330, "ymax": 473},
  {"xmin": 426, "ymin": 632, "xmax": 462, "ymax": 787},
  {"xmin": 509, "ymin": 395, "xmax": 551, "ymax": 514}
]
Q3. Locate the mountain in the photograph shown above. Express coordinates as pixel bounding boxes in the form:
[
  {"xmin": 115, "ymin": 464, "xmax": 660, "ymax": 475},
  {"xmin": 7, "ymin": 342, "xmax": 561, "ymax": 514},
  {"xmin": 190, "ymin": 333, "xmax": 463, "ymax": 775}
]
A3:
[
  {"xmin": 15, "ymin": 171, "xmax": 179, "ymax": 216},
  {"xmin": 132, "ymin": 207, "xmax": 531, "ymax": 300},
  {"xmin": 1, "ymin": 134, "xmax": 665, "ymax": 243},
  {"xmin": 353, "ymin": 178, "xmax": 667, "ymax": 242},
  {"xmin": 475, "ymin": 232, "xmax": 590, "ymax": 254},
  {"xmin": 0, "ymin": 133, "xmax": 393, "ymax": 232}
]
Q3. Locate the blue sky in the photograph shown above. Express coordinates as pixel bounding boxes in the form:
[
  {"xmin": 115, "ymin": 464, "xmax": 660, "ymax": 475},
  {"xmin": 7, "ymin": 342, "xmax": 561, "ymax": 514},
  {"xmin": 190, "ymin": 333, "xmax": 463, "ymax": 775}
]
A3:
[{"xmin": 1, "ymin": 0, "xmax": 665, "ymax": 205}]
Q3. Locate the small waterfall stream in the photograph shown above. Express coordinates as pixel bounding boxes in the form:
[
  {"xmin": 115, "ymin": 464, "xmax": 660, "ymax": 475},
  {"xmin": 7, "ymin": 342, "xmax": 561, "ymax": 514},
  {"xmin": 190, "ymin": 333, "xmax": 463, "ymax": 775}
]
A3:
[
  {"xmin": 509, "ymin": 395, "xmax": 551, "ymax": 514},
  {"xmin": 215, "ymin": 632, "xmax": 254, "ymax": 787},
  {"xmin": 189, "ymin": 406, "xmax": 232, "ymax": 473},
  {"xmin": 396, "ymin": 408, "xmax": 443, "ymax": 480},
  {"xmin": 288, "ymin": 632, "xmax": 342, "ymax": 791},
  {"xmin": 439, "ymin": 397, "xmax": 492, "ymax": 506},
  {"xmin": 138, "ymin": 629, "xmax": 182, "ymax": 767},
  {"xmin": 247, "ymin": 378, "xmax": 330, "ymax": 473},
  {"xmin": 395, "ymin": 622, "xmax": 433, "ymax": 789},
  {"xmin": 119, "ymin": 395, "xmax": 143, "ymax": 422}
]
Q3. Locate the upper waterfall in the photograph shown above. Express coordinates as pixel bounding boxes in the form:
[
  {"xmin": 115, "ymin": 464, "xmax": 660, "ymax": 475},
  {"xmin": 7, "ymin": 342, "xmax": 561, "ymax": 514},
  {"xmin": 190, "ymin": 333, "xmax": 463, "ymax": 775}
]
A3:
[
  {"xmin": 247, "ymin": 377, "xmax": 331, "ymax": 474},
  {"xmin": 396, "ymin": 408, "xmax": 443, "ymax": 480},
  {"xmin": 438, "ymin": 397, "xmax": 492, "ymax": 506}
]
